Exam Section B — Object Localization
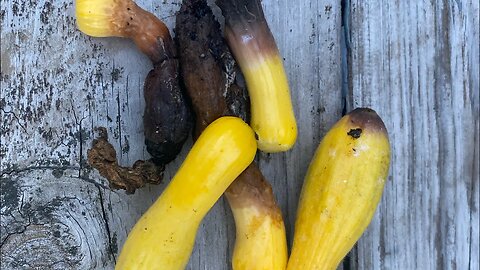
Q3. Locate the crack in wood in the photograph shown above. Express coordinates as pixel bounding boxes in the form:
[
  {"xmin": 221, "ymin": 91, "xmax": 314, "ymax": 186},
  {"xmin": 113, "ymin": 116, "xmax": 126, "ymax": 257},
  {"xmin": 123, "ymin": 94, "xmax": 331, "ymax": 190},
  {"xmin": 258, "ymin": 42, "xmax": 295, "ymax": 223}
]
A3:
[
  {"xmin": 340, "ymin": 0, "xmax": 351, "ymax": 118},
  {"xmin": 0, "ymin": 166, "xmax": 110, "ymax": 190},
  {"xmin": 69, "ymin": 97, "xmax": 88, "ymax": 178},
  {"xmin": 340, "ymin": 1, "xmax": 353, "ymax": 269},
  {"xmin": 1, "ymin": 108, "xmax": 28, "ymax": 133},
  {"xmin": 66, "ymin": 207, "xmax": 93, "ymax": 263},
  {"xmin": 97, "ymin": 186, "xmax": 117, "ymax": 264},
  {"xmin": 0, "ymin": 221, "xmax": 49, "ymax": 248}
]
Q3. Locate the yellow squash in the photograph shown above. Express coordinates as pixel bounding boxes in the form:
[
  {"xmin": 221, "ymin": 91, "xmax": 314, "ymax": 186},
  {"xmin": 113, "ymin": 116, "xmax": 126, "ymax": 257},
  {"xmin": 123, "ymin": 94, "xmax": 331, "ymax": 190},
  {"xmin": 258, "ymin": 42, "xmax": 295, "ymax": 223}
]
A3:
[
  {"xmin": 239, "ymin": 54, "xmax": 297, "ymax": 153},
  {"xmin": 76, "ymin": 0, "xmax": 174, "ymax": 63},
  {"xmin": 226, "ymin": 164, "xmax": 288, "ymax": 270},
  {"xmin": 218, "ymin": 0, "xmax": 297, "ymax": 153},
  {"xmin": 76, "ymin": 0, "xmax": 135, "ymax": 37},
  {"xmin": 231, "ymin": 206, "xmax": 287, "ymax": 270},
  {"xmin": 116, "ymin": 117, "xmax": 257, "ymax": 270},
  {"xmin": 287, "ymin": 108, "xmax": 391, "ymax": 270}
]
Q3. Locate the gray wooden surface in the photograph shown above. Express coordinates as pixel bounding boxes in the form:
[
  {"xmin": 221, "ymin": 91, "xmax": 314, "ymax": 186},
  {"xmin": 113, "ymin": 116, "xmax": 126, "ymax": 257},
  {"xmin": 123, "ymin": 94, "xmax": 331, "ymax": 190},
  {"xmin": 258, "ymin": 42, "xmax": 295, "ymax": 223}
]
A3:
[
  {"xmin": 0, "ymin": 0, "xmax": 478, "ymax": 269},
  {"xmin": 347, "ymin": 1, "xmax": 479, "ymax": 269}
]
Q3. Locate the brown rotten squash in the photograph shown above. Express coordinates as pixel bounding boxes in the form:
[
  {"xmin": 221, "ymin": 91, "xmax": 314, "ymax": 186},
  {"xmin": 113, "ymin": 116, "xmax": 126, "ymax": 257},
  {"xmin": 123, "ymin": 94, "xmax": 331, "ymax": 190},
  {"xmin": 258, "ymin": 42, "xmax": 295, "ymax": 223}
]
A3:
[
  {"xmin": 76, "ymin": 0, "xmax": 192, "ymax": 192},
  {"xmin": 176, "ymin": 1, "xmax": 287, "ymax": 269}
]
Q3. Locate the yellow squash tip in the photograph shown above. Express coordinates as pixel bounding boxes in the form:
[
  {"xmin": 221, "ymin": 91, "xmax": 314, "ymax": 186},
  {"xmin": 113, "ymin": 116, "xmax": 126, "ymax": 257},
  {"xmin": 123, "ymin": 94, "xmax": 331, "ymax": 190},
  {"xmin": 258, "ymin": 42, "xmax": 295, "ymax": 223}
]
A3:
[
  {"xmin": 230, "ymin": 207, "xmax": 287, "ymax": 270},
  {"xmin": 226, "ymin": 164, "xmax": 288, "ymax": 270},
  {"xmin": 75, "ymin": 0, "xmax": 120, "ymax": 37},
  {"xmin": 243, "ymin": 55, "xmax": 297, "ymax": 153},
  {"xmin": 218, "ymin": 2, "xmax": 298, "ymax": 153}
]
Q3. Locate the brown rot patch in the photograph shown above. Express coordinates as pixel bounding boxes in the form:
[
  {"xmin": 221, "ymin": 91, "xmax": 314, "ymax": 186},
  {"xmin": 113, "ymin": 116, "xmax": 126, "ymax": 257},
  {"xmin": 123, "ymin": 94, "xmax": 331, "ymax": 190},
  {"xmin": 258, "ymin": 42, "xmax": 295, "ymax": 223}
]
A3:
[
  {"xmin": 347, "ymin": 128, "xmax": 362, "ymax": 139},
  {"xmin": 347, "ymin": 108, "xmax": 388, "ymax": 135},
  {"xmin": 176, "ymin": 0, "xmax": 249, "ymax": 137}
]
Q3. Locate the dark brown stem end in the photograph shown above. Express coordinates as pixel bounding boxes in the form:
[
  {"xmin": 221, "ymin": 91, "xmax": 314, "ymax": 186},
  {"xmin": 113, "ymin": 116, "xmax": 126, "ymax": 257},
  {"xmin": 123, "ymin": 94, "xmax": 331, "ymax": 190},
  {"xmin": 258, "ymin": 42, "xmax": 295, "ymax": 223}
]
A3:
[
  {"xmin": 114, "ymin": 0, "xmax": 176, "ymax": 64},
  {"xmin": 347, "ymin": 108, "xmax": 388, "ymax": 136},
  {"xmin": 226, "ymin": 163, "xmax": 283, "ymax": 222}
]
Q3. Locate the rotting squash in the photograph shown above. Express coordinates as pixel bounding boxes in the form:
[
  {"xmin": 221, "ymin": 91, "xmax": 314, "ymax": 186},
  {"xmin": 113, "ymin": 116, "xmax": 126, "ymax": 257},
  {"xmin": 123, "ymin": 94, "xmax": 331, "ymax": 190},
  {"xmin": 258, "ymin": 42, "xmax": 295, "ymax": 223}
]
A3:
[
  {"xmin": 287, "ymin": 108, "xmax": 391, "ymax": 270},
  {"xmin": 76, "ymin": 0, "xmax": 192, "ymax": 193},
  {"xmin": 115, "ymin": 117, "xmax": 257, "ymax": 270},
  {"xmin": 175, "ymin": 1, "xmax": 287, "ymax": 268},
  {"xmin": 76, "ymin": 0, "xmax": 192, "ymax": 166},
  {"xmin": 226, "ymin": 164, "xmax": 287, "ymax": 270},
  {"xmin": 175, "ymin": 0, "xmax": 250, "ymax": 136},
  {"xmin": 216, "ymin": 0, "xmax": 297, "ymax": 153},
  {"xmin": 75, "ymin": 0, "xmax": 176, "ymax": 63}
]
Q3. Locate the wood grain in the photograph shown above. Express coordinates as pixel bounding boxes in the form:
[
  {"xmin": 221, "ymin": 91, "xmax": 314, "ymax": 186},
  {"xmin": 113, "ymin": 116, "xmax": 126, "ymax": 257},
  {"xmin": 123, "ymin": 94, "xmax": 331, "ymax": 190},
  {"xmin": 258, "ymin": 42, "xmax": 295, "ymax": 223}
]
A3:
[
  {"xmin": 346, "ymin": 0, "xmax": 479, "ymax": 269},
  {"xmin": 1, "ymin": 169, "xmax": 116, "ymax": 269}
]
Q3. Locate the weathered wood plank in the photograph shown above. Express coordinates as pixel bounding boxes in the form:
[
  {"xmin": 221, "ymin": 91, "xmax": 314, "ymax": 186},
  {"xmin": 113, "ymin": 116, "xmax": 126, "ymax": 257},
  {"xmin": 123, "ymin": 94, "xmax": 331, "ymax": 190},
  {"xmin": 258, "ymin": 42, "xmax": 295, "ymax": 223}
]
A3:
[
  {"xmin": 1, "ymin": 0, "xmax": 343, "ymax": 269},
  {"xmin": 347, "ymin": 0, "xmax": 479, "ymax": 269}
]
